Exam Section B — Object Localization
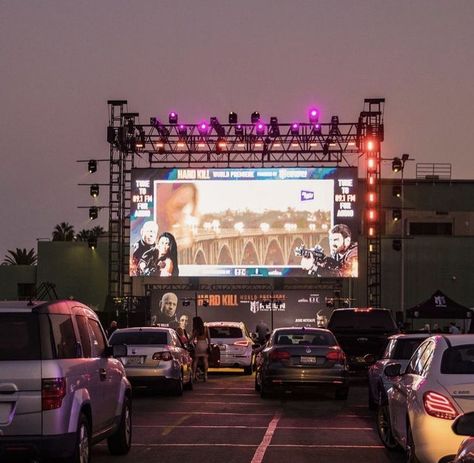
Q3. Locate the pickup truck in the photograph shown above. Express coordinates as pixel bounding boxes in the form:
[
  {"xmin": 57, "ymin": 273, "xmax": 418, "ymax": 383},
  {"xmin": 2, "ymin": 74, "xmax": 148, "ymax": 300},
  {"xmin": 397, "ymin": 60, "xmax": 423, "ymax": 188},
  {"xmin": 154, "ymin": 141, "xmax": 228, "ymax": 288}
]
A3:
[{"xmin": 327, "ymin": 308, "xmax": 400, "ymax": 370}]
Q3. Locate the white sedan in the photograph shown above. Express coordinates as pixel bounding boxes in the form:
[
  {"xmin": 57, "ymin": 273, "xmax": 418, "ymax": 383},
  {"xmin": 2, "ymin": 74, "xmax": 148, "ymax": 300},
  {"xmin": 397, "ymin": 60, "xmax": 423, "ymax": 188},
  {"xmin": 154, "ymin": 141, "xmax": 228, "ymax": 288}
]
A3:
[{"xmin": 384, "ymin": 334, "xmax": 474, "ymax": 463}]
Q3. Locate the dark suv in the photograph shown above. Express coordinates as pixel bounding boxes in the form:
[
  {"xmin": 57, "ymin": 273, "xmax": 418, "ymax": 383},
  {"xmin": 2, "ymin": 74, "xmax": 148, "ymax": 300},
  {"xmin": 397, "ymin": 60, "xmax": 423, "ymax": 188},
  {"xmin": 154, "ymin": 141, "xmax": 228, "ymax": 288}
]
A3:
[
  {"xmin": 327, "ymin": 308, "xmax": 399, "ymax": 370},
  {"xmin": 0, "ymin": 300, "xmax": 132, "ymax": 463}
]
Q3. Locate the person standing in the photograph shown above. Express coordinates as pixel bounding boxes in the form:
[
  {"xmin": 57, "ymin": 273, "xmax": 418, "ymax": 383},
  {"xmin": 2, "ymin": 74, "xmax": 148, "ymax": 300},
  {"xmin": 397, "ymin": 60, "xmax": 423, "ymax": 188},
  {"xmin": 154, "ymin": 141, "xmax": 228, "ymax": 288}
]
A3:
[
  {"xmin": 191, "ymin": 316, "xmax": 211, "ymax": 381},
  {"xmin": 449, "ymin": 322, "xmax": 461, "ymax": 334},
  {"xmin": 106, "ymin": 320, "xmax": 118, "ymax": 339}
]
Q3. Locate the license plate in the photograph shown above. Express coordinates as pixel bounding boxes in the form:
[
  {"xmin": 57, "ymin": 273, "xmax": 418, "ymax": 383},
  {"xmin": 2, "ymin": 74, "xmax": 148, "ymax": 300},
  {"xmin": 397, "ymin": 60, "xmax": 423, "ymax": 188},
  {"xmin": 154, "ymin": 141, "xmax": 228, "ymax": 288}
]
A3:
[
  {"xmin": 126, "ymin": 356, "xmax": 144, "ymax": 365},
  {"xmin": 300, "ymin": 356, "xmax": 317, "ymax": 364}
]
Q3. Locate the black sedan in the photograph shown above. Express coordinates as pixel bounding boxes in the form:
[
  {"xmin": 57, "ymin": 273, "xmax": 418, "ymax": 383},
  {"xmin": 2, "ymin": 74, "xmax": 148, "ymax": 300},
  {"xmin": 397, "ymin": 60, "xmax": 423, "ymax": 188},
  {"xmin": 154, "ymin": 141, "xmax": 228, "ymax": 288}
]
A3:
[{"xmin": 254, "ymin": 327, "xmax": 349, "ymax": 399}]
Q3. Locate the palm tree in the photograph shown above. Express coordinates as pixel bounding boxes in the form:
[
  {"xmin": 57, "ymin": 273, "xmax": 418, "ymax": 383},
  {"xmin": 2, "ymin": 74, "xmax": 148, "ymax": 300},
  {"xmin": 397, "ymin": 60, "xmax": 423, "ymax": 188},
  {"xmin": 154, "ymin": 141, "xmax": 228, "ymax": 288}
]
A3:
[
  {"xmin": 3, "ymin": 248, "xmax": 37, "ymax": 265},
  {"xmin": 75, "ymin": 229, "xmax": 91, "ymax": 242},
  {"xmin": 75, "ymin": 226, "xmax": 106, "ymax": 242},
  {"xmin": 91, "ymin": 226, "xmax": 105, "ymax": 238},
  {"xmin": 52, "ymin": 222, "xmax": 75, "ymax": 241}
]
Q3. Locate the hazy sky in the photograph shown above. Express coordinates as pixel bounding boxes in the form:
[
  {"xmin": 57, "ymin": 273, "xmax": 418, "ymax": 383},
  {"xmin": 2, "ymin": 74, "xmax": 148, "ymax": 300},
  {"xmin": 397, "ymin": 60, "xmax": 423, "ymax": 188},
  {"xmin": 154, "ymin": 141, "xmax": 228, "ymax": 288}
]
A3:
[{"xmin": 1, "ymin": 0, "xmax": 474, "ymax": 259}]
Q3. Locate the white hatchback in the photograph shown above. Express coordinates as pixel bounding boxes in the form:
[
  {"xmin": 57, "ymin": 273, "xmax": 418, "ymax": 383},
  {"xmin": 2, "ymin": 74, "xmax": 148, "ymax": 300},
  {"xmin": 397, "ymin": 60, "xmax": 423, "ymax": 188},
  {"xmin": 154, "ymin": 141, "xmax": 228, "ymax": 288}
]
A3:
[
  {"xmin": 384, "ymin": 334, "xmax": 474, "ymax": 463},
  {"xmin": 206, "ymin": 322, "xmax": 254, "ymax": 374}
]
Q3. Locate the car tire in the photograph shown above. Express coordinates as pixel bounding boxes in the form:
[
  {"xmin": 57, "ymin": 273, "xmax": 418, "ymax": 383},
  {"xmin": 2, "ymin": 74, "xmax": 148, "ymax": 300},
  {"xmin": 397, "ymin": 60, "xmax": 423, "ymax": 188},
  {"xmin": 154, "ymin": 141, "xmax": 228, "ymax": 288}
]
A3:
[
  {"xmin": 172, "ymin": 372, "xmax": 184, "ymax": 396},
  {"xmin": 107, "ymin": 395, "xmax": 132, "ymax": 455},
  {"xmin": 184, "ymin": 372, "xmax": 193, "ymax": 391},
  {"xmin": 376, "ymin": 404, "xmax": 399, "ymax": 450},
  {"xmin": 406, "ymin": 421, "xmax": 420, "ymax": 463},
  {"xmin": 260, "ymin": 380, "xmax": 270, "ymax": 399},
  {"xmin": 243, "ymin": 365, "xmax": 253, "ymax": 375},
  {"xmin": 67, "ymin": 412, "xmax": 91, "ymax": 463},
  {"xmin": 254, "ymin": 372, "xmax": 261, "ymax": 392},
  {"xmin": 335, "ymin": 387, "xmax": 349, "ymax": 400}
]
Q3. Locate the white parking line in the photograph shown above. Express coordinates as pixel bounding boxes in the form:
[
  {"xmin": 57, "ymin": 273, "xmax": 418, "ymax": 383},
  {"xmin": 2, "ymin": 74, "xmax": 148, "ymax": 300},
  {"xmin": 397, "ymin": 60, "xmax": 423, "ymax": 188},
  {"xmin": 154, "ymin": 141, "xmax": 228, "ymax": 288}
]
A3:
[
  {"xmin": 134, "ymin": 425, "xmax": 374, "ymax": 431},
  {"xmin": 251, "ymin": 412, "xmax": 281, "ymax": 463},
  {"xmin": 123, "ymin": 443, "xmax": 385, "ymax": 449}
]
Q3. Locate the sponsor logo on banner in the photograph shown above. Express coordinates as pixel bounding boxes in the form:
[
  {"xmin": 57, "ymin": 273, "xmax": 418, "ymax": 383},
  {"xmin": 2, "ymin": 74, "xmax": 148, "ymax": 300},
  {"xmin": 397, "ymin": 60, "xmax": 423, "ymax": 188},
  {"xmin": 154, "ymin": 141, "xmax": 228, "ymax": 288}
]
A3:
[{"xmin": 300, "ymin": 190, "xmax": 315, "ymax": 201}]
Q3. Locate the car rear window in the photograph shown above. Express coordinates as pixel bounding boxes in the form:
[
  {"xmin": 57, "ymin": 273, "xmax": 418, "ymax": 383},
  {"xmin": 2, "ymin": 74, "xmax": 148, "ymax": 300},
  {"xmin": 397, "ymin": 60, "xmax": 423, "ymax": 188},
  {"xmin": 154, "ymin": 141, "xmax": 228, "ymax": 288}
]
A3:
[
  {"xmin": 328, "ymin": 310, "xmax": 397, "ymax": 330},
  {"xmin": 392, "ymin": 338, "xmax": 427, "ymax": 360},
  {"xmin": 275, "ymin": 331, "xmax": 336, "ymax": 346},
  {"xmin": 209, "ymin": 327, "xmax": 243, "ymax": 339},
  {"xmin": 110, "ymin": 331, "xmax": 169, "ymax": 345},
  {"xmin": 441, "ymin": 345, "xmax": 474, "ymax": 374},
  {"xmin": 0, "ymin": 313, "xmax": 41, "ymax": 360}
]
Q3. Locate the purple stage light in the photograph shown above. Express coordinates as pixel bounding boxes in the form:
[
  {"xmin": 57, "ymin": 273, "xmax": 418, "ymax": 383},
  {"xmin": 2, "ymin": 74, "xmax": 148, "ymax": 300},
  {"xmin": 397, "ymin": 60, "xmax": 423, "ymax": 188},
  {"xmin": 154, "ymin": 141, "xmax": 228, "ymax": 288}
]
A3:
[
  {"xmin": 256, "ymin": 122, "xmax": 265, "ymax": 136},
  {"xmin": 309, "ymin": 108, "xmax": 319, "ymax": 124},
  {"xmin": 178, "ymin": 124, "xmax": 187, "ymax": 136},
  {"xmin": 169, "ymin": 112, "xmax": 178, "ymax": 124},
  {"xmin": 198, "ymin": 122, "xmax": 208, "ymax": 135},
  {"xmin": 291, "ymin": 123, "xmax": 299, "ymax": 135}
]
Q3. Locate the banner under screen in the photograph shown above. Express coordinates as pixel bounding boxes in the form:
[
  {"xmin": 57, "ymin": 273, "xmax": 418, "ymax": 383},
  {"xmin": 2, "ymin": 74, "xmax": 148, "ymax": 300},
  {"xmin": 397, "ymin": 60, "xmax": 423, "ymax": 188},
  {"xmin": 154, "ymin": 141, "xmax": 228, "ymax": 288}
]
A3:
[{"xmin": 130, "ymin": 167, "xmax": 359, "ymax": 278}]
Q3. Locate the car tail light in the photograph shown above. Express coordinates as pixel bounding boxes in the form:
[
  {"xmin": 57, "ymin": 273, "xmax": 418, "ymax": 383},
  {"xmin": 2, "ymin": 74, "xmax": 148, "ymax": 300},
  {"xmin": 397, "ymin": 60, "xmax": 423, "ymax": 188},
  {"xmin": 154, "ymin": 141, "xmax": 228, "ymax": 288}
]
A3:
[
  {"xmin": 234, "ymin": 340, "xmax": 250, "ymax": 347},
  {"xmin": 326, "ymin": 348, "xmax": 346, "ymax": 363},
  {"xmin": 152, "ymin": 351, "xmax": 172, "ymax": 361},
  {"xmin": 269, "ymin": 350, "xmax": 291, "ymax": 362},
  {"xmin": 423, "ymin": 391, "xmax": 459, "ymax": 420},
  {"xmin": 42, "ymin": 378, "xmax": 66, "ymax": 411}
]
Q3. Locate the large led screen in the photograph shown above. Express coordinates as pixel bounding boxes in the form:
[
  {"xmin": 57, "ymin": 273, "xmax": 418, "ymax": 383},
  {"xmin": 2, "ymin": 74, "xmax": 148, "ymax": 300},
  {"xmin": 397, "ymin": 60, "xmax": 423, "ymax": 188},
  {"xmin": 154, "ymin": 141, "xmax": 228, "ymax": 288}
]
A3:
[{"xmin": 130, "ymin": 167, "xmax": 359, "ymax": 278}]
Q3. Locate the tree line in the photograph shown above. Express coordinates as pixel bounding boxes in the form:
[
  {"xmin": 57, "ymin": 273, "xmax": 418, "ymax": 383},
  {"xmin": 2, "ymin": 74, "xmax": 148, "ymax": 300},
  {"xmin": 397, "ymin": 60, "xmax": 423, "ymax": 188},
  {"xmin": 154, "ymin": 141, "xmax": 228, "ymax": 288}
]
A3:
[{"xmin": 2, "ymin": 222, "xmax": 106, "ymax": 266}]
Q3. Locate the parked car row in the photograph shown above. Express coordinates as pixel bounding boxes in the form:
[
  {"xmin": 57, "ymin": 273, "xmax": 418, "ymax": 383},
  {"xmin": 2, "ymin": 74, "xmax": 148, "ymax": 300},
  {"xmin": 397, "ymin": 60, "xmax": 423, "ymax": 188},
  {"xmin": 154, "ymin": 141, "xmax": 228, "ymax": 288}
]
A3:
[{"xmin": 369, "ymin": 333, "xmax": 474, "ymax": 463}]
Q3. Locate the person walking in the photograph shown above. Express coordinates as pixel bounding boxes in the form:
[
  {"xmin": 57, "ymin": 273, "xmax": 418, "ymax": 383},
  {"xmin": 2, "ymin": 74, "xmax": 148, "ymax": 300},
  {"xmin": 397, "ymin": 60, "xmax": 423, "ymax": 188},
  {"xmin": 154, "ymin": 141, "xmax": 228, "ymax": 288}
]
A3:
[{"xmin": 191, "ymin": 316, "xmax": 211, "ymax": 381}]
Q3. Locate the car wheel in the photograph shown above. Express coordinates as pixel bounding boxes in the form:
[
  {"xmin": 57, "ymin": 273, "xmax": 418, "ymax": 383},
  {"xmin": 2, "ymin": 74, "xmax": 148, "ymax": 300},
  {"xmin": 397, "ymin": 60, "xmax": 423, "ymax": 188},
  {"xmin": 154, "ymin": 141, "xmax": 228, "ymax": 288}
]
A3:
[
  {"xmin": 376, "ymin": 404, "xmax": 399, "ymax": 450},
  {"xmin": 260, "ymin": 379, "xmax": 271, "ymax": 399},
  {"xmin": 67, "ymin": 412, "xmax": 91, "ymax": 463},
  {"xmin": 107, "ymin": 395, "xmax": 132, "ymax": 455},
  {"xmin": 184, "ymin": 371, "xmax": 193, "ymax": 390},
  {"xmin": 172, "ymin": 372, "xmax": 184, "ymax": 396},
  {"xmin": 406, "ymin": 421, "xmax": 420, "ymax": 463},
  {"xmin": 335, "ymin": 387, "xmax": 349, "ymax": 400},
  {"xmin": 368, "ymin": 386, "xmax": 376, "ymax": 410},
  {"xmin": 243, "ymin": 365, "xmax": 253, "ymax": 375}
]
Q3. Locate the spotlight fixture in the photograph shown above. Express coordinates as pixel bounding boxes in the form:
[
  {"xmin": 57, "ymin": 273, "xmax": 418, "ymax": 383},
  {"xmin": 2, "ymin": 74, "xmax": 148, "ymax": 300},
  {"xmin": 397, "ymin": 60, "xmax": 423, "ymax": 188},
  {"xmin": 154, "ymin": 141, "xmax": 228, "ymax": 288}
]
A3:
[
  {"xmin": 135, "ymin": 127, "xmax": 145, "ymax": 149},
  {"xmin": 88, "ymin": 236, "xmax": 97, "ymax": 250},
  {"xmin": 228, "ymin": 112, "xmax": 238, "ymax": 124},
  {"xmin": 90, "ymin": 184, "xmax": 99, "ymax": 198},
  {"xmin": 168, "ymin": 112, "xmax": 178, "ymax": 124},
  {"xmin": 235, "ymin": 124, "xmax": 244, "ymax": 137},
  {"xmin": 330, "ymin": 115, "xmax": 340, "ymax": 135},
  {"xmin": 150, "ymin": 117, "xmax": 170, "ymax": 138},
  {"xmin": 251, "ymin": 111, "xmax": 260, "ymax": 123},
  {"xmin": 198, "ymin": 122, "xmax": 208, "ymax": 136},
  {"xmin": 269, "ymin": 117, "xmax": 280, "ymax": 137},
  {"xmin": 309, "ymin": 109, "xmax": 319, "ymax": 124},
  {"xmin": 216, "ymin": 137, "xmax": 226, "ymax": 154},
  {"xmin": 255, "ymin": 122, "xmax": 265, "ymax": 136},
  {"xmin": 210, "ymin": 117, "xmax": 225, "ymax": 137},
  {"xmin": 89, "ymin": 207, "xmax": 98, "ymax": 220},
  {"xmin": 392, "ymin": 157, "xmax": 403, "ymax": 172},
  {"xmin": 392, "ymin": 209, "xmax": 402, "ymax": 221},
  {"xmin": 178, "ymin": 124, "xmax": 187, "ymax": 137},
  {"xmin": 290, "ymin": 123, "xmax": 299, "ymax": 136},
  {"xmin": 88, "ymin": 160, "xmax": 97, "ymax": 174},
  {"xmin": 313, "ymin": 124, "xmax": 322, "ymax": 136},
  {"xmin": 392, "ymin": 185, "xmax": 401, "ymax": 198}
]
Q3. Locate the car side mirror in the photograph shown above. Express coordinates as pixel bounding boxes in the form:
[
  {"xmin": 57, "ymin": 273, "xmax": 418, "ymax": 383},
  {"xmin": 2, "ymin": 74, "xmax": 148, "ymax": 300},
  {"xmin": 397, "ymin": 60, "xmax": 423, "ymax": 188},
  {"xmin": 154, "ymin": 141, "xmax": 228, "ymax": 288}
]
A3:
[
  {"xmin": 384, "ymin": 362, "xmax": 402, "ymax": 377},
  {"xmin": 453, "ymin": 412, "xmax": 474, "ymax": 436}
]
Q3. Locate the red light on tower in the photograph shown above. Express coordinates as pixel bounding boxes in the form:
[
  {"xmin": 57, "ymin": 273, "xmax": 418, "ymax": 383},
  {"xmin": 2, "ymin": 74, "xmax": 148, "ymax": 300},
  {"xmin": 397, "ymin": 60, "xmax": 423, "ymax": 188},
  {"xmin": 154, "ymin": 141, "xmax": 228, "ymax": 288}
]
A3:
[
  {"xmin": 367, "ymin": 156, "xmax": 377, "ymax": 172},
  {"xmin": 366, "ymin": 137, "xmax": 379, "ymax": 152},
  {"xmin": 368, "ymin": 192, "xmax": 376, "ymax": 204},
  {"xmin": 367, "ymin": 209, "xmax": 377, "ymax": 222},
  {"xmin": 368, "ymin": 226, "xmax": 375, "ymax": 237}
]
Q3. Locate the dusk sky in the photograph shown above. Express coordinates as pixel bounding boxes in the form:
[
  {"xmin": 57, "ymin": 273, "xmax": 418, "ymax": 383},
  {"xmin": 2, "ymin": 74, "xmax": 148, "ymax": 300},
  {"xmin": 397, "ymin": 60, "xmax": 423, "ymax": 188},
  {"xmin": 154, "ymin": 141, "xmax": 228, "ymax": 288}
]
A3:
[{"xmin": 1, "ymin": 1, "xmax": 474, "ymax": 260}]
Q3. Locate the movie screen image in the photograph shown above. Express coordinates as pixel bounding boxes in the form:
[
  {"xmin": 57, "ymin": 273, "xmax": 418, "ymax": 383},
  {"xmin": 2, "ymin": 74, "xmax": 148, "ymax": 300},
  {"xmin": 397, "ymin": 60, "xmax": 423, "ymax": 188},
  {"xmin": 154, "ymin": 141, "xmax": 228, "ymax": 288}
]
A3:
[{"xmin": 130, "ymin": 167, "xmax": 359, "ymax": 278}]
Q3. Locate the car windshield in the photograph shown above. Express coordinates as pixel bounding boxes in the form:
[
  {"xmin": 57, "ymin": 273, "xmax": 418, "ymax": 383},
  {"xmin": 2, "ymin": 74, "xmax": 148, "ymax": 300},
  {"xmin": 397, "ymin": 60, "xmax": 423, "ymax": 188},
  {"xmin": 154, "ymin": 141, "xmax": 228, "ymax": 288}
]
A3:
[
  {"xmin": 110, "ymin": 331, "xmax": 168, "ymax": 345},
  {"xmin": 0, "ymin": 313, "xmax": 41, "ymax": 360},
  {"xmin": 390, "ymin": 338, "xmax": 427, "ymax": 359},
  {"xmin": 275, "ymin": 331, "xmax": 336, "ymax": 346},
  {"xmin": 441, "ymin": 345, "xmax": 474, "ymax": 374},
  {"xmin": 209, "ymin": 327, "xmax": 243, "ymax": 338},
  {"xmin": 328, "ymin": 311, "xmax": 397, "ymax": 330}
]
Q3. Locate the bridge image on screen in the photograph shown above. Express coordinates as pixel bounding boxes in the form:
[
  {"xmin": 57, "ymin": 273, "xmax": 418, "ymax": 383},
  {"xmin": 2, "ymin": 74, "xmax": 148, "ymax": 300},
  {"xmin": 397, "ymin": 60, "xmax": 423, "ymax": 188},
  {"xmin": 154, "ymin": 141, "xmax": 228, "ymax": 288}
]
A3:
[{"xmin": 129, "ymin": 167, "xmax": 358, "ymax": 278}]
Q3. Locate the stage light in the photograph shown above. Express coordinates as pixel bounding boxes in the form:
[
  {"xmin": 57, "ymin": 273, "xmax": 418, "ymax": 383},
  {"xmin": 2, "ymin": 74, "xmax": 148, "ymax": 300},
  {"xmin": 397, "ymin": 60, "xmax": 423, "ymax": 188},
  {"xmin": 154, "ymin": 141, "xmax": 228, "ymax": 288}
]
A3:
[
  {"xmin": 150, "ymin": 117, "xmax": 170, "ymax": 138},
  {"xmin": 216, "ymin": 138, "xmax": 226, "ymax": 154},
  {"xmin": 330, "ymin": 115, "xmax": 340, "ymax": 135},
  {"xmin": 169, "ymin": 112, "xmax": 178, "ymax": 124},
  {"xmin": 290, "ymin": 123, "xmax": 299, "ymax": 136},
  {"xmin": 178, "ymin": 124, "xmax": 187, "ymax": 137},
  {"xmin": 135, "ymin": 127, "xmax": 145, "ymax": 149},
  {"xmin": 392, "ymin": 157, "xmax": 403, "ymax": 172},
  {"xmin": 229, "ymin": 112, "xmax": 238, "ymax": 124},
  {"xmin": 88, "ymin": 160, "xmax": 97, "ymax": 174},
  {"xmin": 393, "ymin": 185, "xmax": 401, "ymax": 198},
  {"xmin": 90, "ymin": 184, "xmax": 99, "ymax": 198},
  {"xmin": 235, "ymin": 124, "xmax": 244, "ymax": 137},
  {"xmin": 210, "ymin": 117, "xmax": 225, "ymax": 137},
  {"xmin": 89, "ymin": 207, "xmax": 98, "ymax": 220},
  {"xmin": 88, "ymin": 236, "xmax": 97, "ymax": 250},
  {"xmin": 198, "ymin": 122, "xmax": 208, "ymax": 136},
  {"xmin": 309, "ymin": 109, "xmax": 319, "ymax": 124},
  {"xmin": 255, "ymin": 122, "xmax": 265, "ymax": 136},
  {"xmin": 269, "ymin": 117, "xmax": 280, "ymax": 137},
  {"xmin": 251, "ymin": 111, "xmax": 260, "ymax": 123},
  {"xmin": 392, "ymin": 209, "xmax": 402, "ymax": 221}
]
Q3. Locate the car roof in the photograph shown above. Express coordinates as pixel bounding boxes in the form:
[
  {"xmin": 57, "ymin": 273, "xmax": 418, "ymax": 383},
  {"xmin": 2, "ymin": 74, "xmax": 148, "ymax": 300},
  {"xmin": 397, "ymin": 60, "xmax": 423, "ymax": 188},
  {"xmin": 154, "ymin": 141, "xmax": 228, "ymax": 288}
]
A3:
[
  {"xmin": 114, "ymin": 326, "xmax": 172, "ymax": 333},
  {"xmin": 206, "ymin": 321, "xmax": 245, "ymax": 328},
  {"xmin": 442, "ymin": 334, "xmax": 474, "ymax": 346},
  {"xmin": 331, "ymin": 307, "xmax": 391, "ymax": 312},
  {"xmin": 274, "ymin": 326, "xmax": 332, "ymax": 333},
  {"xmin": 0, "ymin": 300, "xmax": 46, "ymax": 310},
  {"xmin": 388, "ymin": 333, "xmax": 433, "ymax": 340}
]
